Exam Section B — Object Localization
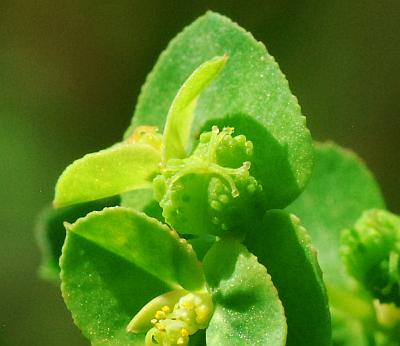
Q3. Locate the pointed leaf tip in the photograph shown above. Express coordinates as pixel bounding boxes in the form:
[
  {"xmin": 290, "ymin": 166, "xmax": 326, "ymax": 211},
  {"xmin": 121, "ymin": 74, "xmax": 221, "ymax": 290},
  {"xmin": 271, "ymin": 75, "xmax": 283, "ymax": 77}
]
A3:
[
  {"xmin": 63, "ymin": 221, "xmax": 72, "ymax": 231},
  {"xmin": 162, "ymin": 55, "xmax": 228, "ymax": 162}
]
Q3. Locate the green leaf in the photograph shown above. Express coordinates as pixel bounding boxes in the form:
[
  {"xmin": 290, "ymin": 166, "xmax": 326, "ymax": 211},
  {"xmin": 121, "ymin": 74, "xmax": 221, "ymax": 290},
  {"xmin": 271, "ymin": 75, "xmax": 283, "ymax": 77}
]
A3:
[
  {"xmin": 245, "ymin": 210, "xmax": 331, "ymax": 346},
  {"xmin": 162, "ymin": 55, "xmax": 227, "ymax": 162},
  {"xmin": 287, "ymin": 142, "xmax": 386, "ymax": 289},
  {"xmin": 187, "ymin": 234, "xmax": 216, "ymax": 261},
  {"xmin": 126, "ymin": 11, "xmax": 313, "ymax": 208},
  {"xmin": 64, "ymin": 207, "xmax": 204, "ymax": 291},
  {"xmin": 120, "ymin": 189, "xmax": 164, "ymax": 222},
  {"xmin": 35, "ymin": 196, "xmax": 119, "ymax": 281},
  {"xmin": 203, "ymin": 238, "xmax": 287, "ymax": 346},
  {"xmin": 54, "ymin": 143, "xmax": 161, "ymax": 208},
  {"xmin": 286, "ymin": 142, "xmax": 385, "ymax": 345},
  {"xmin": 61, "ymin": 229, "xmax": 168, "ymax": 345}
]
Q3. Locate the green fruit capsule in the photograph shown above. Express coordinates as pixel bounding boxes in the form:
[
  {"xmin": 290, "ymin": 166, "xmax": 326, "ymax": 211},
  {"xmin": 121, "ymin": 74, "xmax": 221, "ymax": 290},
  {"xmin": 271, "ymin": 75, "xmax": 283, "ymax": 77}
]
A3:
[
  {"xmin": 153, "ymin": 126, "xmax": 265, "ymax": 237},
  {"xmin": 341, "ymin": 209, "xmax": 400, "ymax": 306}
]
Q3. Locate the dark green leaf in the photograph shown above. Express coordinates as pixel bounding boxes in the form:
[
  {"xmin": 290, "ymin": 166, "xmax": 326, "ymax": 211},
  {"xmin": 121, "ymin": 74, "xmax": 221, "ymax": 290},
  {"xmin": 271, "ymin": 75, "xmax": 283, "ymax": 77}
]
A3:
[
  {"xmin": 35, "ymin": 196, "xmax": 119, "ymax": 281},
  {"xmin": 245, "ymin": 210, "xmax": 331, "ymax": 346},
  {"xmin": 54, "ymin": 143, "xmax": 161, "ymax": 208},
  {"xmin": 203, "ymin": 238, "xmax": 287, "ymax": 346},
  {"xmin": 126, "ymin": 11, "xmax": 313, "ymax": 208}
]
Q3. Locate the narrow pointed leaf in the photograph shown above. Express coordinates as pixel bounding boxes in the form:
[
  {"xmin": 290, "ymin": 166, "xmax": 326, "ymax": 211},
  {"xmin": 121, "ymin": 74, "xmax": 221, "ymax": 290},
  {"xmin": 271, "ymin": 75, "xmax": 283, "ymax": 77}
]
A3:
[
  {"xmin": 162, "ymin": 55, "xmax": 227, "ymax": 161},
  {"xmin": 126, "ymin": 11, "xmax": 313, "ymax": 208},
  {"xmin": 203, "ymin": 238, "xmax": 287, "ymax": 346},
  {"xmin": 65, "ymin": 207, "xmax": 204, "ymax": 290},
  {"xmin": 54, "ymin": 143, "xmax": 161, "ymax": 208},
  {"xmin": 245, "ymin": 210, "xmax": 331, "ymax": 346}
]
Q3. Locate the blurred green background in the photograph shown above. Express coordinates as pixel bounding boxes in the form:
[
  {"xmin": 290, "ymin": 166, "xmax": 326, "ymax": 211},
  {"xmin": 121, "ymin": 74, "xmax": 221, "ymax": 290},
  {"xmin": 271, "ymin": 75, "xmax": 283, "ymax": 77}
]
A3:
[{"xmin": 1, "ymin": 1, "xmax": 399, "ymax": 345}]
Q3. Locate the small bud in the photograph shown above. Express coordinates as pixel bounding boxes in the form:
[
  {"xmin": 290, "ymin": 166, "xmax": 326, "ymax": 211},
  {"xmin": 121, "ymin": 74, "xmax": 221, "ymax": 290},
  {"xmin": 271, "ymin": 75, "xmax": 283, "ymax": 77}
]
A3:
[{"xmin": 341, "ymin": 209, "xmax": 400, "ymax": 306}]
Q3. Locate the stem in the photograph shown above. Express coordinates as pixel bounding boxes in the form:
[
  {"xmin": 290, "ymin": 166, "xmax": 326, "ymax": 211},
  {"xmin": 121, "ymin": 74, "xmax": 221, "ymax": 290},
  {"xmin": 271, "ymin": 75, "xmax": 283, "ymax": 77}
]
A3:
[{"xmin": 327, "ymin": 284, "xmax": 374, "ymax": 321}]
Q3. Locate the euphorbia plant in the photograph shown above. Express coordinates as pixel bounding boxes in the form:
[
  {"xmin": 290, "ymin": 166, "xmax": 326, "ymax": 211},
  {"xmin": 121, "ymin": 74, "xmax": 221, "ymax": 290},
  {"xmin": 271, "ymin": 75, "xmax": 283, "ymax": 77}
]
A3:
[{"xmin": 36, "ymin": 11, "xmax": 400, "ymax": 345}]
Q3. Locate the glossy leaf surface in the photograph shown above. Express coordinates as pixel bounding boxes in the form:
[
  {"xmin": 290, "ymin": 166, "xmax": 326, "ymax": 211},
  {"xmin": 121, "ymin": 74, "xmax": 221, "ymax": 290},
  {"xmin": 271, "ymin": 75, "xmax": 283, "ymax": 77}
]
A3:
[
  {"xmin": 126, "ymin": 11, "xmax": 313, "ymax": 208},
  {"xmin": 162, "ymin": 55, "xmax": 227, "ymax": 161},
  {"xmin": 63, "ymin": 207, "xmax": 204, "ymax": 290},
  {"xmin": 203, "ymin": 238, "xmax": 287, "ymax": 346},
  {"xmin": 245, "ymin": 210, "xmax": 331, "ymax": 345},
  {"xmin": 54, "ymin": 143, "xmax": 161, "ymax": 208}
]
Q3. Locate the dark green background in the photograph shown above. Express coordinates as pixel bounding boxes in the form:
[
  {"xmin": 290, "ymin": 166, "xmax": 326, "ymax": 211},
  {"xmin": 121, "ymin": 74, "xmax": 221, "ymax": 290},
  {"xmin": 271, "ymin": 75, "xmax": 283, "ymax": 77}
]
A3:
[{"xmin": 1, "ymin": 1, "xmax": 399, "ymax": 345}]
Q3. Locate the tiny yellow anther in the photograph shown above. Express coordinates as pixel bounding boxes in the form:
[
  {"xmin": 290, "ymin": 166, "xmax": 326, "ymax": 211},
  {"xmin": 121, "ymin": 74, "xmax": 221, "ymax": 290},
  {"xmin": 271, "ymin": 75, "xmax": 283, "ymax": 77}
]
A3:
[
  {"xmin": 177, "ymin": 337, "xmax": 185, "ymax": 345},
  {"xmin": 150, "ymin": 319, "xmax": 158, "ymax": 325},
  {"xmin": 161, "ymin": 305, "xmax": 171, "ymax": 313},
  {"xmin": 181, "ymin": 328, "xmax": 189, "ymax": 337},
  {"xmin": 155, "ymin": 310, "xmax": 166, "ymax": 320},
  {"xmin": 181, "ymin": 301, "xmax": 194, "ymax": 310}
]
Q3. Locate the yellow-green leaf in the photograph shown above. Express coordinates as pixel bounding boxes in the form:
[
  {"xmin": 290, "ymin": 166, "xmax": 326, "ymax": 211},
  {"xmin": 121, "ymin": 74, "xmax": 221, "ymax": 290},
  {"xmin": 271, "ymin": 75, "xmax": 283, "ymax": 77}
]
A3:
[
  {"xmin": 162, "ymin": 55, "xmax": 227, "ymax": 162},
  {"xmin": 54, "ymin": 143, "xmax": 161, "ymax": 208}
]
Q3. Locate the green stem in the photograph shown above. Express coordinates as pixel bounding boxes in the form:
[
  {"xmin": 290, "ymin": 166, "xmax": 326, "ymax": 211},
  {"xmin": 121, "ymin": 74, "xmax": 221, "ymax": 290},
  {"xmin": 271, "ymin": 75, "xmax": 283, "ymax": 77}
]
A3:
[{"xmin": 327, "ymin": 284, "xmax": 374, "ymax": 321}]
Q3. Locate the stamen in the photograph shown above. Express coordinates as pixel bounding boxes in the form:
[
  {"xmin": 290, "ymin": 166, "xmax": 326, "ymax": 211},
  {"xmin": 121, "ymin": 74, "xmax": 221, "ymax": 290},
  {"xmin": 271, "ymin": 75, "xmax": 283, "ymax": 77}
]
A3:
[
  {"xmin": 161, "ymin": 305, "xmax": 171, "ymax": 313},
  {"xmin": 155, "ymin": 310, "xmax": 166, "ymax": 320},
  {"xmin": 142, "ymin": 292, "xmax": 213, "ymax": 346}
]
